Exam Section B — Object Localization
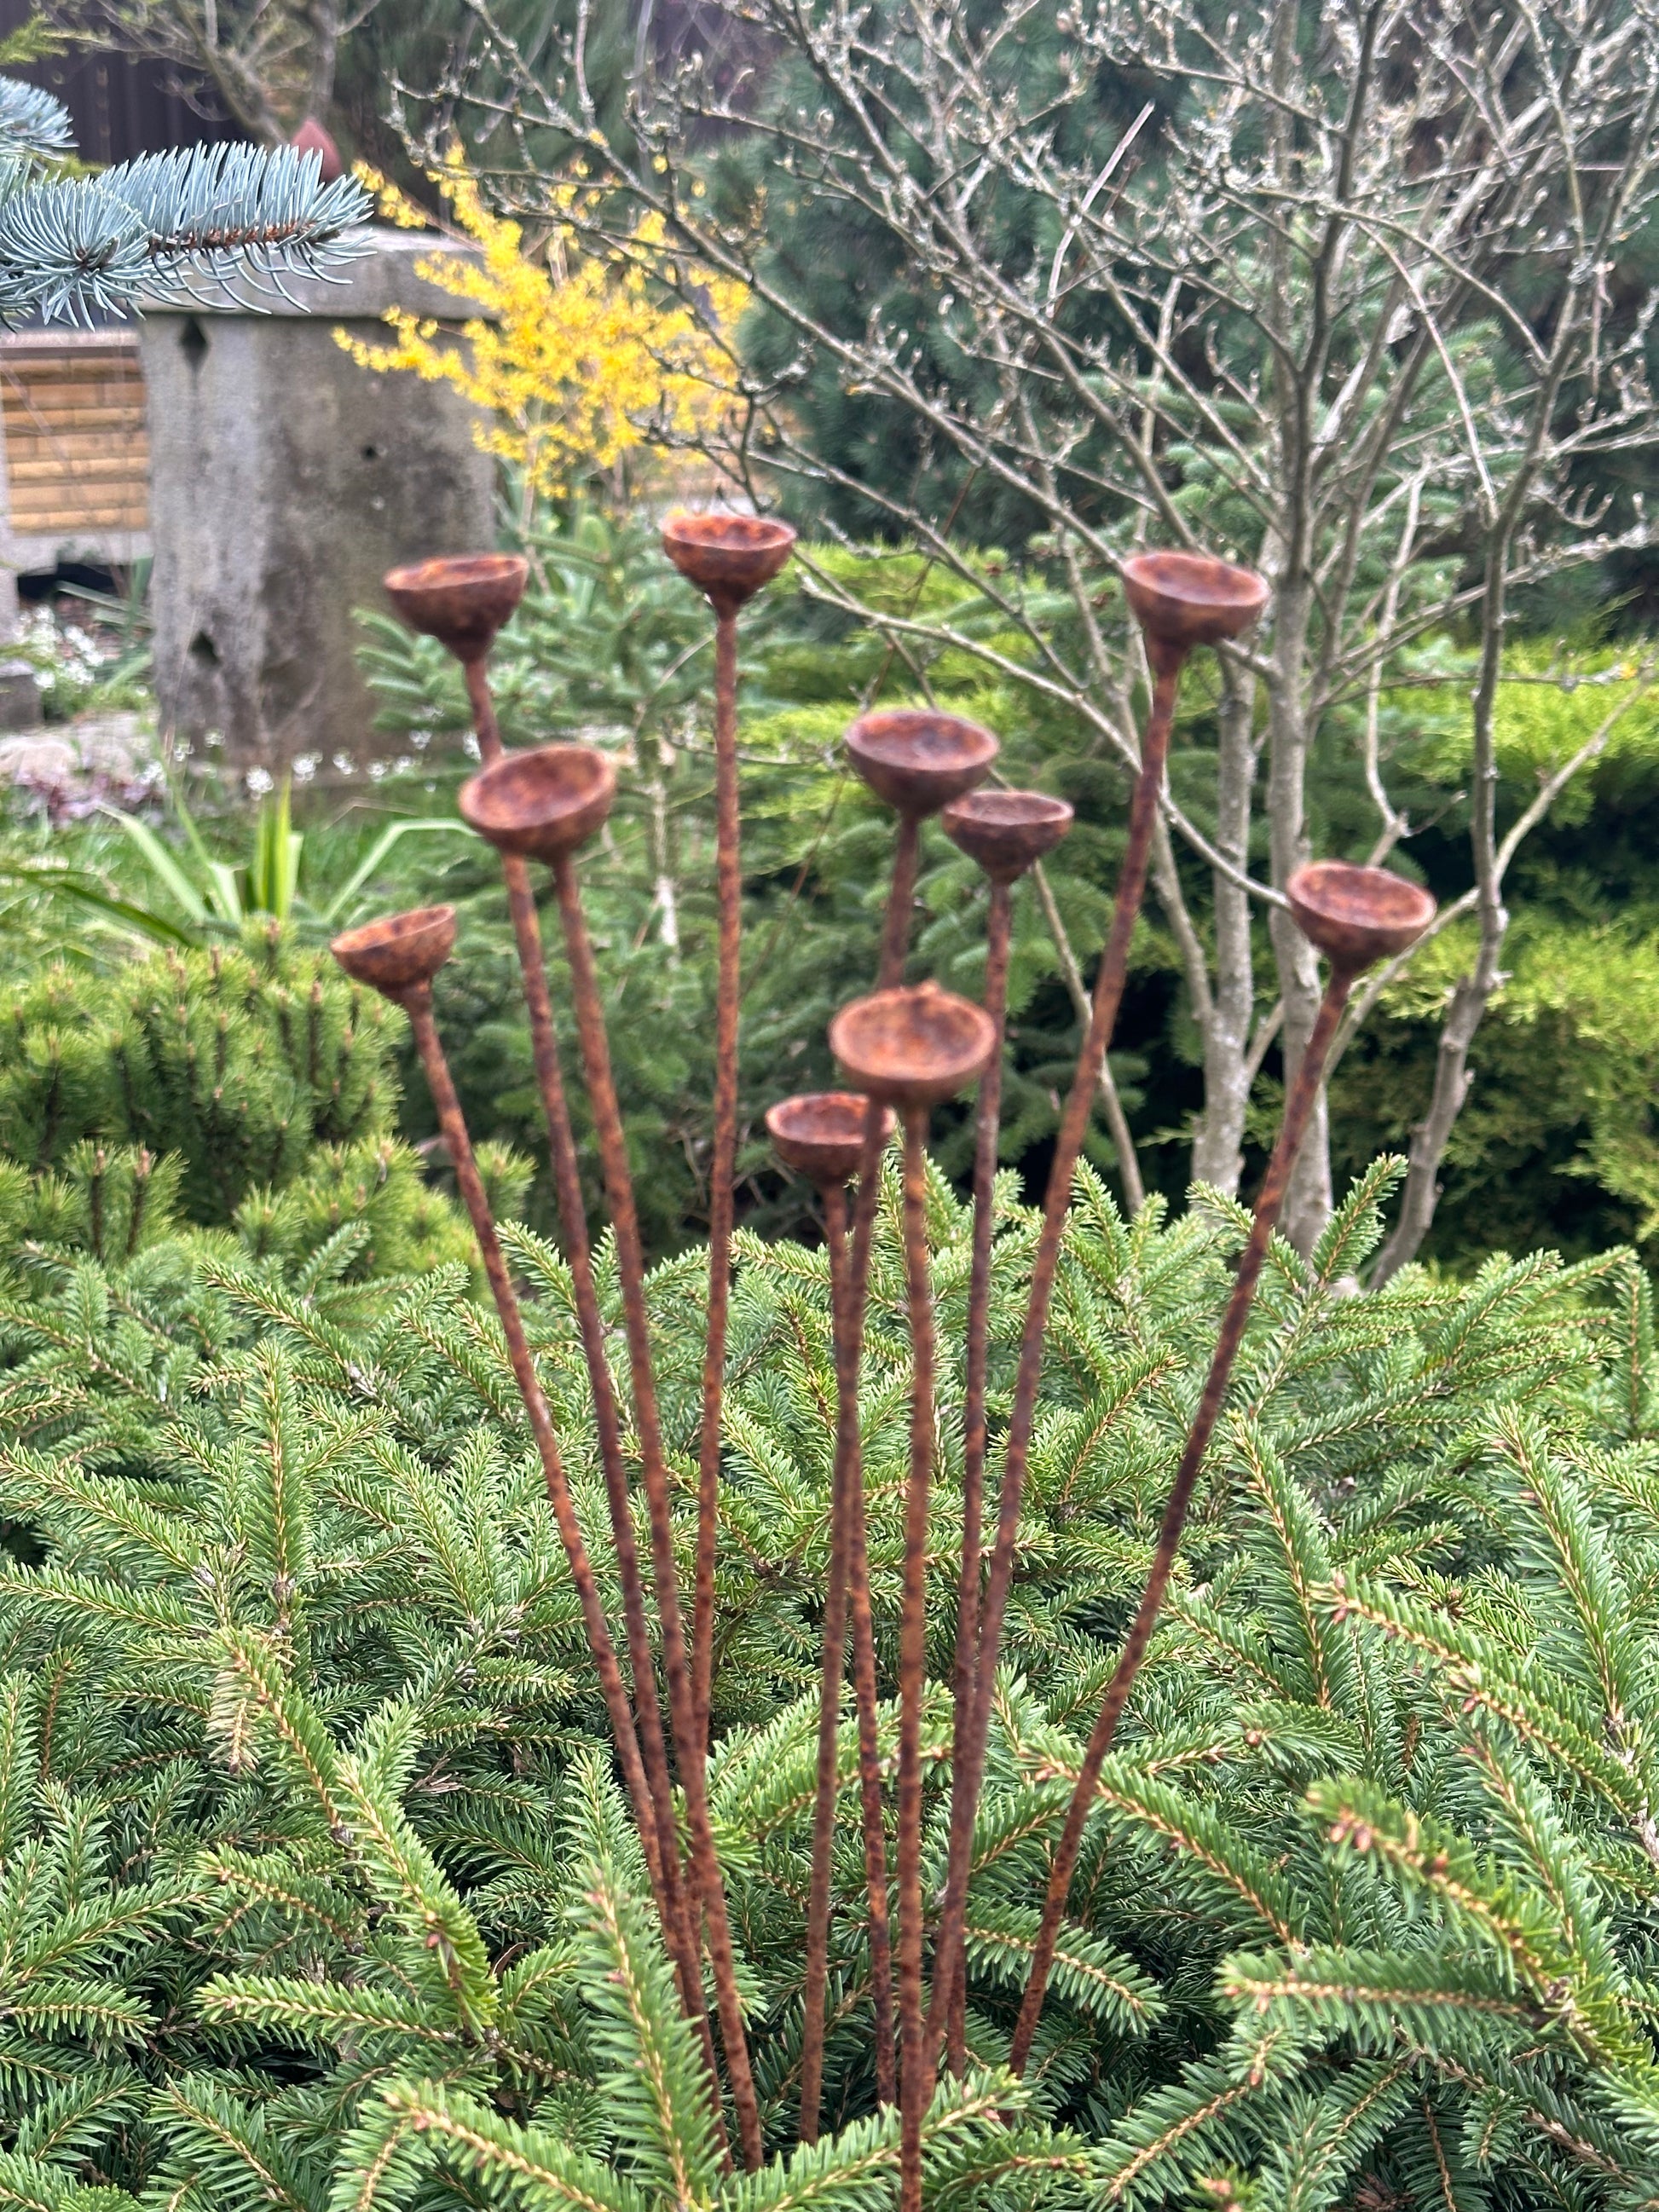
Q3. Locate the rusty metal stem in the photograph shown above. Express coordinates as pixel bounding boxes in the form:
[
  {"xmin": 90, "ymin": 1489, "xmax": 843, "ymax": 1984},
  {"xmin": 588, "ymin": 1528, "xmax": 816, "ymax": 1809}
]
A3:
[
  {"xmin": 831, "ymin": 1097, "xmax": 899, "ymax": 2111},
  {"xmin": 1007, "ymin": 964, "xmax": 1355, "ymax": 2073},
  {"xmin": 463, "ymin": 659, "xmax": 504, "ymax": 765},
  {"xmin": 897, "ymin": 1103, "xmax": 936, "ymax": 2212},
  {"xmin": 694, "ymin": 609, "xmax": 742, "ymax": 1744},
  {"xmin": 798, "ymin": 1178, "xmax": 856, "ymax": 2144},
  {"xmin": 402, "ymin": 989, "xmax": 662, "ymax": 1900},
  {"xmin": 936, "ymin": 878, "xmax": 1012, "ymax": 2073},
  {"xmin": 881, "ymin": 816, "xmax": 921, "ymax": 989},
  {"xmin": 549, "ymin": 849, "xmax": 765, "ymax": 2171},
  {"xmin": 926, "ymin": 660, "xmax": 1180, "ymax": 2059},
  {"xmin": 823, "ymin": 813, "xmax": 930, "ymax": 2104},
  {"xmin": 494, "ymin": 851, "xmax": 716, "ymax": 2098},
  {"xmin": 844, "ymin": 1396, "xmax": 898, "ymax": 2109},
  {"xmin": 465, "ymin": 656, "xmax": 710, "ymax": 2064}
]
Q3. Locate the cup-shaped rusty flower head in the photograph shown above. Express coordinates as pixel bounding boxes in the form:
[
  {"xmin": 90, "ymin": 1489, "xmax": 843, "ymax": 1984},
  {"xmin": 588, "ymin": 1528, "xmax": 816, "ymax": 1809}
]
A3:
[
  {"xmin": 830, "ymin": 979, "xmax": 998, "ymax": 1107},
  {"xmin": 459, "ymin": 745, "xmax": 618, "ymax": 863},
  {"xmin": 844, "ymin": 708, "xmax": 999, "ymax": 820},
  {"xmin": 941, "ymin": 788, "xmax": 1074, "ymax": 884},
  {"xmin": 331, "ymin": 904, "xmax": 456, "ymax": 1003},
  {"xmin": 1287, "ymin": 861, "xmax": 1436, "ymax": 974},
  {"xmin": 662, "ymin": 511, "xmax": 797, "ymax": 615},
  {"xmin": 384, "ymin": 553, "xmax": 529, "ymax": 664},
  {"xmin": 1121, "ymin": 551, "xmax": 1269, "ymax": 674},
  {"xmin": 766, "ymin": 1091, "xmax": 896, "ymax": 1187}
]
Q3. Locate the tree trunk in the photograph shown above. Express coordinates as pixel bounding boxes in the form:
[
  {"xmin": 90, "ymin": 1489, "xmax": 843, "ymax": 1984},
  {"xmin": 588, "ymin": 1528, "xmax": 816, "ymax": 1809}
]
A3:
[
  {"xmin": 1371, "ymin": 278, "xmax": 1587, "ymax": 1279},
  {"xmin": 1264, "ymin": 583, "xmax": 1331, "ymax": 1253},
  {"xmin": 1373, "ymin": 548, "xmax": 1512, "ymax": 1279},
  {"xmin": 1371, "ymin": 956, "xmax": 1499, "ymax": 1281},
  {"xmin": 1190, "ymin": 657, "xmax": 1259, "ymax": 1194}
]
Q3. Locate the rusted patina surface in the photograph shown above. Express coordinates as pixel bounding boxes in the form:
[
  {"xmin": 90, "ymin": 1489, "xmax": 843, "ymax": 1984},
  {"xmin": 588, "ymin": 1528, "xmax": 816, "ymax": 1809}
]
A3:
[
  {"xmin": 459, "ymin": 744, "xmax": 618, "ymax": 860},
  {"xmin": 1288, "ymin": 859, "xmax": 1436, "ymax": 971},
  {"xmin": 845, "ymin": 707, "xmax": 999, "ymax": 818},
  {"xmin": 766, "ymin": 1091, "xmax": 895, "ymax": 1188},
  {"xmin": 662, "ymin": 511, "xmax": 796, "ymax": 615},
  {"xmin": 941, "ymin": 788, "xmax": 1073, "ymax": 882},
  {"xmin": 690, "ymin": 518, "xmax": 797, "ymax": 1748},
  {"xmin": 383, "ymin": 552, "xmax": 529, "ymax": 663},
  {"xmin": 769, "ymin": 1083, "xmax": 898, "ymax": 2137},
  {"xmin": 329, "ymin": 904, "xmax": 455, "ymax": 1001},
  {"xmin": 830, "ymin": 980, "xmax": 998, "ymax": 1106},
  {"xmin": 1120, "ymin": 548, "xmax": 1269, "ymax": 673}
]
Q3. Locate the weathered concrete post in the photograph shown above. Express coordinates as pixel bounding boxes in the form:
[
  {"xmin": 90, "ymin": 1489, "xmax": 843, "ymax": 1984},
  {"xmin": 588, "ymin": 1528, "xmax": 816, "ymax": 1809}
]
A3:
[{"xmin": 140, "ymin": 228, "xmax": 494, "ymax": 775}]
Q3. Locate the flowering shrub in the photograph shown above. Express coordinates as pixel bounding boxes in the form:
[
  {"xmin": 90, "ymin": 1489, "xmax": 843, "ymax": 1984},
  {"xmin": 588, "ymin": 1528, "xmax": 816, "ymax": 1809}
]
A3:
[{"xmin": 338, "ymin": 151, "xmax": 745, "ymax": 498}]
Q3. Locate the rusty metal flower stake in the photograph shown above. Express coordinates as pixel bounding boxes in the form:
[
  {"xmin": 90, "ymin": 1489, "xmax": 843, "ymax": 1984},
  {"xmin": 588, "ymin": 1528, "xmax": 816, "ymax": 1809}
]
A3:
[
  {"xmin": 663, "ymin": 512, "xmax": 796, "ymax": 1744},
  {"xmin": 835, "ymin": 709, "xmax": 999, "ymax": 1601},
  {"xmin": 344, "ymin": 533, "xmax": 1449, "ymax": 2181},
  {"xmin": 324, "ymin": 901, "xmax": 740, "ymax": 2134},
  {"xmin": 386, "ymin": 557, "xmax": 714, "ymax": 2077},
  {"xmin": 800, "ymin": 707, "xmax": 998, "ymax": 2120},
  {"xmin": 830, "ymin": 984, "xmax": 998, "ymax": 2212},
  {"xmin": 935, "ymin": 788, "xmax": 1073, "ymax": 2069},
  {"xmin": 925, "ymin": 552, "xmax": 1269, "ymax": 2071},
  {"xmin": 766, "ymin": 1091, "xmax": 897, "ymax": 2137},
  {"xmin": 1005, "ymin": 859, "xmax": 1436, "ymax": 2072},
  {"xmin": 458, "ymin": 741, "xmax": 765, "ymax": 2169}
]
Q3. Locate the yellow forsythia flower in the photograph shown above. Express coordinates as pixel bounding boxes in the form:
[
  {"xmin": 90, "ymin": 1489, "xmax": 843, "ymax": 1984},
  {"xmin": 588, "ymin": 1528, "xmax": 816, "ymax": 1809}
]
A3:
[{"xmin": 337, "ymin": 151, "xmax": 746, "ymax": 494}]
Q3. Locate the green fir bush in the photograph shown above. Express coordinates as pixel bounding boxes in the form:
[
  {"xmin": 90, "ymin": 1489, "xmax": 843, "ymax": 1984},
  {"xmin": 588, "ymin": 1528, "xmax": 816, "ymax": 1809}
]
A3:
[
  {"xmin": 0, "ymin": 926, "xmax": 398, "ymax": 1218},
  {"xmin": 1, "ymin": 1156, "xmax": 1658, "ymax": 2204},
  {"xmin": 0, "ymin": 927, "xmax": 527, "ymax": 1283}
]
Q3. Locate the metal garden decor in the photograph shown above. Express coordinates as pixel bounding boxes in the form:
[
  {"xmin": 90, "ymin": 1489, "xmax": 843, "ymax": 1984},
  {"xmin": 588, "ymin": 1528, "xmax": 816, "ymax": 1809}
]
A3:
[{"xmin": 332, "ymin": 528, "xmax": 1436, "ymax": 2202}]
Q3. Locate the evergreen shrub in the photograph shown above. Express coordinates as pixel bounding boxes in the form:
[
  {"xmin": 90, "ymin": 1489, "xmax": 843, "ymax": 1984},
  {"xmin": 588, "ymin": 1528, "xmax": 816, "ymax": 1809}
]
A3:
[
  {"xmin": 0, "ymin": 927, "xmax": 523, "ymax": 1280},
  {"xmin": 3, "ymin": 1156, "xmax": 1659, "ymax": 2204}
]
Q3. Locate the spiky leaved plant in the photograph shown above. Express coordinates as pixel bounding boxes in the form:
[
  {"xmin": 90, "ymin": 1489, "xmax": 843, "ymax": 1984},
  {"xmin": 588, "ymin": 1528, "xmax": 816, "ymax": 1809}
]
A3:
[{"xmin": 0, "ymin": 1153, "xmax": 1656, "ymax": 2204}]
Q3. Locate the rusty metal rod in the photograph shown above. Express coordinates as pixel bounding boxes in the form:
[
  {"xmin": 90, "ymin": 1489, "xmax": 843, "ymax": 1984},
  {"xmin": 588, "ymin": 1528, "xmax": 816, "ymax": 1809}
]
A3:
[
  {"xmin": 463, "ymin": 659, "xmax": 505, "ymax": 765},
  {"xmin": 828, "ymin": 981, "xmax": 996, "ymax": 2195},
  {"xmin": 927, "ymin": 558, "xmax": 1265, "ymax": 2071},
  {"xmin": 769, "ymin": 1091, "xmax": 895, "ymax": 2117},
  {"xmin": 402, "ymin": 986, "xmax": 667, "ymax": 1907},
  {"xmin": 843, "ymin": 1360, "xmax": 898, "ymax": 2111},
  {"xmin": 693, "ymin": 607, "xmax": 742, "ymax": 1745},
  {"xmin": 832, "ymin": 1093, "xmax": 899, "ymax": 2108},
  {"xmin": 939, "ymin": 876, "xmax": 1012, "ymax": 2073},
  {"xmin": 464, "ymin": 657, "xmax": 702, "ymax": 2024},
  {"xmin": 662, "ymin": 511, "xmax": 794, "ymax": 1749},
  {"xmin": 896, "ymin": 1101, "xmax": 938, "ymax": 2212},
  {"xmin": 824, "ymin": 829, "xmax": 928, "ymax": 2104},
  {"xmin": 489, "ymin": 861, "xmax": 714, "ymax": 2083},
  {"xmin": 923, "ymin": 663, "xmax": 1178, "ymax": 2059},
  {"xmin": 549, "ymin": 846, "xmax": 765, "ymax": 2170},
  {"xmin": 881, "ymin": 816, "xmax": 921, "ymax": 989},
  {"xmin": 798, "ymin": 1177, "xmax": 856, "ymax": 2143},
  {"xmin": 1007, "ymin": 961, "xmax": 1355, "ymax": 2072}
]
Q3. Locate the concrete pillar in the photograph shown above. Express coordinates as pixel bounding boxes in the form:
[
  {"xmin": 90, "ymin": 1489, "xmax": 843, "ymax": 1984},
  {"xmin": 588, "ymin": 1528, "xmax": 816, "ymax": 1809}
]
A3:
[{"xmin": 139, "ymin": 229, "xmax": 494, "ymax": 775}]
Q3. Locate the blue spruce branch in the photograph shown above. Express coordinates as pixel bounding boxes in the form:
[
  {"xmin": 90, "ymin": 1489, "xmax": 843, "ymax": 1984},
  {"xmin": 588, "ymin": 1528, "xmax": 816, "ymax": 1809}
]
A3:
[{"xmin": 0, "ymin": 79, "xmax": 368, "ymax": 322}]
